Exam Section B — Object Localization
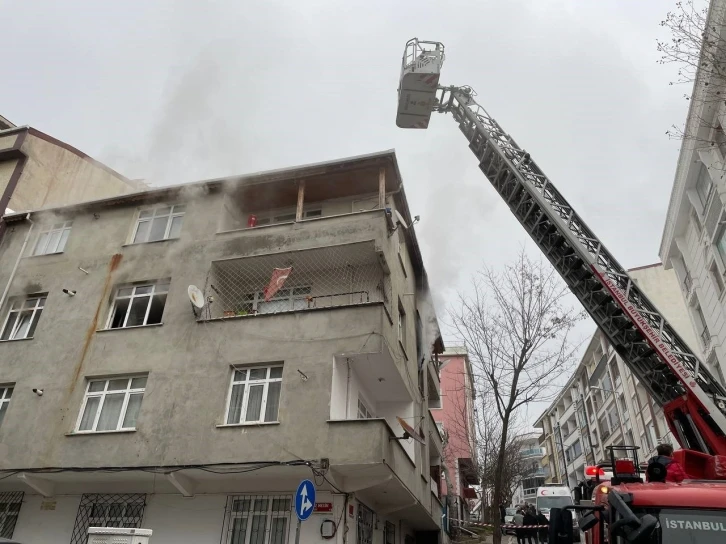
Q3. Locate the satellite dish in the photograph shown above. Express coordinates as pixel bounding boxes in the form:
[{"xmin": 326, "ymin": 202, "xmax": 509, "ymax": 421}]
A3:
[
  {"xmin": 394, "ymin": 210, "xmax": 409, "ymax": 230},
  {"xmin": 188, "ymin": 285, "xmax": 205, "ymax": 309},
  {"xmin": 396, "ymin": 416, "xmax": 425, "ymax": 445}
]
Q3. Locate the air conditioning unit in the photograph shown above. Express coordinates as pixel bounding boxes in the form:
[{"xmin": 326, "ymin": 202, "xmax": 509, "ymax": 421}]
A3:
[{"xmin": 87, "ymin": 527, "xmax": 152, "ymax": 544}]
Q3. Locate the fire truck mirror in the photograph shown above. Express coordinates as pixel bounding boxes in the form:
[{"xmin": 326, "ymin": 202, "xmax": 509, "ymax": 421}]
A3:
[
  {"xmin": 579, "ymin": 512, "xmax": 598, "ymax": 532},
  {"xmin": 548, "ymin": 508, "xmax": 574, "ymax": 544}
]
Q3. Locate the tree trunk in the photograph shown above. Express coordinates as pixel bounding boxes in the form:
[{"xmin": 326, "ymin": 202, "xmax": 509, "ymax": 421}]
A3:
[{"xmin": 491, "ymin": 414, "xmax": 511, "ymax": 544}]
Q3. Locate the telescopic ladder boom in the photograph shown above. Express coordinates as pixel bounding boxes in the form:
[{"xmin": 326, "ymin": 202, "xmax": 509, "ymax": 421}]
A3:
[{"xmin": 396, "ymin": 38, "xmax": 726, "ymax": 455}]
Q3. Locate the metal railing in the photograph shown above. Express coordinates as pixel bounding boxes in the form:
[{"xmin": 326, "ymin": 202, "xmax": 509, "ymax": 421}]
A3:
[{"xmin": 202, "ymin": 241, "xmax": 391, "ymax": 320}]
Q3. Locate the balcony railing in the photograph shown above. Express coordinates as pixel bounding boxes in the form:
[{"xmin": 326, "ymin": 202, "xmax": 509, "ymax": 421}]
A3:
[
  {"xmin": 204, "ymin": 241, "xmax": 391, "ymax": 319},
  {"xmin": 701, "ymin": 326, "xmax": 711, "ymax": 350},
  {"xmin": 520, "ymin": 448, "xmax": 544, "ymax": 457}
]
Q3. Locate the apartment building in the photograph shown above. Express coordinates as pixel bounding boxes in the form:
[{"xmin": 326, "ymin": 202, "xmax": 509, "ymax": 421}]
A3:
[
  {"xmin": 430, "ymin": 347, "xmax": 478, "ymax": 524},
  {"xmin": 510, "ymin": 433, "xmax": 545, "ymax": 507},
  {"xmin": 0, "ymin": 150, "xmax": 446, "ymax": 544},
  {"xmin": 0, "ymin": 116, "xmax": 145, "ymax": 226},
  {"xmin": 535, "ymin": 264, "xmax": 701, "ymax": 488},
  {"xmin": 660, "ymin": 0, "xmax": 726, "ymax": 382}
]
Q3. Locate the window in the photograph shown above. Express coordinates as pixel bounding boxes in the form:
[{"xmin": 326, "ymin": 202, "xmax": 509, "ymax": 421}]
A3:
[
  {"xmin": 33, "ymin": 221, "xmax": 72, "ymax": 255},
  {"xmin": 239, "ymin": 287, "xmax": 312, "ymax": 315},
  {"xmin": 70, "ymin": 494, "xmax": 146, "ymax": 544},
  {"xmin": 226, "ymin": 495, "xmax": 292, "ymax": 544},
  {"xmin": 695, "ymin": 163, "xmax": 714, "ymax": 208},
  {"xmin": 626, "ymin": 430, "xmax": 635, "ymax": 447},
  {"xmin": 619, "ymin": 394, "xmax": 629, "ymax": 421},
  {"xmin": 717, "ymin": 227, "xmax": 726, "ymax": 265},
  {"xmin": 107, "ymin": 281, "xmax": 169, "ymax": 329},
  {"xmin": 0, "ymin": 295, "xmax": 46, "ymax": 341},
  {"xmin": 398, "ymin": 301, "xmax": 407, "ymax": 350},
  {"xmin": 357, "ymin": 398, "xmax": 373, "ymax": 419},
  {"xmin": 647, "ymin": 423, "xmax": 658, "ymax": 450},
  {"xmin": 397, "ymin": 230, "xmax": 407, "ymax": 277},
  {"xmin": 599, "ymin": 416, "xmax": 610, "ymax": 440},
  {"xmin": 226, "ymin": 366, "xmax": 282, "ymax": 424},
  {"xmin": 691, "ymin": 207, "xmax": 703, "ymax": 237},
  {"xmin": 693, "ymin": 304, "xmax": 710, "ymax": 348},
  {"xmin": 710, "ymin": 262, "xmax": 725, "ymax": 296},
  {"xmin": 0, "ymin": 386, "xmax": 12, "ymax": 427},
  {"xmin": 385, "ymin": 521, "xmax": 396, "ymax": 544},
  {"xmin": 76, "ymin": 376, "xmax": 147, "ymax": 433},
  {"xmin": 607, "ymin": 405, "xmax": 619, "ymax": 431},
  {"xmin": 132, "ymin": 205, "xmax": 185, "ymax": 243},
  {"xmin": 601, "ymin": 374, "xmax": 613, "ymax": 397},
  {"xmin": 0, "ymin": 492, "xmax": 23, "ymax": 540},
  {"xmin": 610, "ymin": 362, "xmax": 621, "ymax": 387},
  {"xmin": 253, "ymin": 208, "xmax": 320, "ymax": 227}
]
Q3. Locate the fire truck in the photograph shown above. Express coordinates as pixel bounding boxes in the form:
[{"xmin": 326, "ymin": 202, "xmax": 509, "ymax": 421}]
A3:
[{"xmin": 395, "ymin": 39, "xmax": 726, "ymax": 543}]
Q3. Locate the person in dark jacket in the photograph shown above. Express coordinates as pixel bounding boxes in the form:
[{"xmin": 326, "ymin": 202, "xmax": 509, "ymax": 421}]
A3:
[
  {"xmin": 500, "ymin": 503, "xmax": 506, "ymax": 523},
  {"xmin": 646, "ymin": 443, "xmax": 689, "ymax": 483},
  {"xmin": 522, "ymin": 506, "xmax": 538, "ymax": 544},
  {"xmin": 537, "ymin": 509, "xmax": 550, "ymax": 543}
]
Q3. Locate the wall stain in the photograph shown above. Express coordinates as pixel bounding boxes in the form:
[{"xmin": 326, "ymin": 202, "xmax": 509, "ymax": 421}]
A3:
[{"xmin": 40, "ymin": 253, "xmax": 122, "ymax": 466}]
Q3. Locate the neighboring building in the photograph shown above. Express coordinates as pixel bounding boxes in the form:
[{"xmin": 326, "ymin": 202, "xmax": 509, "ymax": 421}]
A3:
[
  {"xmin": 430, "ymin": 347, "xmax": 478, "ymax": 522},
  {"xmin": 510, "ymin": 432, "xmax": 545, "ymax": 507},
  {"xmin": 535, "ymin": 263, "xmax": 701, "ymax": 488},
  {"xmin": 0, "ymin": 117, "xmax": 145, "ymax": 230},
  {"xmin": 660, "ymin": 0, "xmax": 726, "ymax": 383},
  {"xmin": 0, "ymin": 150, "xmax": 447, "ymax": 544}
]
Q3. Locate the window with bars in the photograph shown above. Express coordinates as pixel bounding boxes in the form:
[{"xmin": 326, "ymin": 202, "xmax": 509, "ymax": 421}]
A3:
[
  {"xmin": 33, "ymin": 221, "xmax": 72, "ymax": 255},
  {"xmin": 132, "ymin": 205, "xmax": 185, "ymax": 244},
  {"xmin": 226, "ymin": 366, "xmax": 282, "ymax": 425},
  {"xmin": 224, "ymin": 495, "xmax": 292, "ymax": 544},
  {"xmin": 76, "ymin": 376, "xmax": 147, "ymax": 432},
  {"xmin": 0, "ymin": 294, "xmax": 46, "ymax": 341},
  {"xmin": 106, "ymin": 281, "xmax": 169, "ymax": 329},
  {"xmin": 0, "ymin": 386, "xmax": 13, "ymax": 428},
  {"xmin": 70, "ymin": 494, "xmax": 146, "ymax": 544},
  {"xmin": 0, "ymin": 492, "xmax": 23, "ymax": 540},
  {"xmin": 385, "ymin": 521, "xmax": 396, "ymax": 544}
]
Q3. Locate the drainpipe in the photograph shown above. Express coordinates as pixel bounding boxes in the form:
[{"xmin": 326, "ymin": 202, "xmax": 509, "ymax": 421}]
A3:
[{"xmin": 0, "ymin": 214, "xmax": 33, "ymax": 313}]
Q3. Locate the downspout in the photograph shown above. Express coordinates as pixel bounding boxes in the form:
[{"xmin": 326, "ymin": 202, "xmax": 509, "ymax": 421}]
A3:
[{"xmin": 0, "ymin": 214, "xmax": 33, "ymax": 312}]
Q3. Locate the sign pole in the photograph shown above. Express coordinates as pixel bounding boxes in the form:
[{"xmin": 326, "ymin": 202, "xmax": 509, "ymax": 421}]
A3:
[{"xmin": 295, "ymin": 517, "xmax": 302, "ymax": 544}]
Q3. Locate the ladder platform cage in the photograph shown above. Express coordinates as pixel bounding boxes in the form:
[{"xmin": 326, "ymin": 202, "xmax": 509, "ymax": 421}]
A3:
[{"xmin": 396, "ymin": 38, "xmax": 444, "ymax": 129}]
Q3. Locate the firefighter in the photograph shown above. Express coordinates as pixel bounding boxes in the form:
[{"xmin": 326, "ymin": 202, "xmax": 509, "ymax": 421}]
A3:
[{"xmin": 646, "ymin": 443, "xmax": 689, "ymax": 483}]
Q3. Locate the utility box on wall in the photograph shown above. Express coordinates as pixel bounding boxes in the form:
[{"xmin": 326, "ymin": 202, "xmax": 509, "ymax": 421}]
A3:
[{"xmin": 87, "ymin": 527, "xmax": 153, "ymax": 544}]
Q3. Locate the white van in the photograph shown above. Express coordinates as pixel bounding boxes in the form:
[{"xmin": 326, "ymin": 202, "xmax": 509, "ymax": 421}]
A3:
[{"xmin": 535, "ymin": 485, "xmax": 573, "ymax": 520}]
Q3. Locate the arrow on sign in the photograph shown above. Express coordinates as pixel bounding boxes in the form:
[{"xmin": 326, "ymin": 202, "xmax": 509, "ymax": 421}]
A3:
[{"xmin": 299, "ymin": 484, "xmax": 313, "ymax": 516}]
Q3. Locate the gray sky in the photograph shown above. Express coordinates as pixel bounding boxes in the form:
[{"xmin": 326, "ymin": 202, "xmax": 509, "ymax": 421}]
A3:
[{"xmin": 1, "ymin": 0, "xmax": 688, "ymax": 425}]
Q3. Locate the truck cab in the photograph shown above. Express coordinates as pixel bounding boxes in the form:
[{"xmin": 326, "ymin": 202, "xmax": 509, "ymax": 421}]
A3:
[{"xmin": 555, "ymin": 447, "xmax": 726, "ymax": 544}]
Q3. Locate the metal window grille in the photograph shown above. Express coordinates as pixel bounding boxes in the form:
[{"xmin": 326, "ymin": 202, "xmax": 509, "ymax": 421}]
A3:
[
  {"xmin": 0, "ymin": 492, "xmax": 23, "ymax": 539},
  {"xmin": 222, "ymin": 494, "xmax": 293, "ymax": 544},
  {"xmin": 204, "ymin": 241, "xmax": 391, "ymax": 320},
  {"xmin": 70, "ymin": 494, "xmax": 146, "ymax": 544},
  {"xmin": 357, "ymin": 503, "xmax": 373, "ymax": 544}
]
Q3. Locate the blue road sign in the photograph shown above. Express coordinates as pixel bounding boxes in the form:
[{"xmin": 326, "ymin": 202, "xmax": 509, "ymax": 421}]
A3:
[{"xmin": 295, "ymin": 479, "xmax": 316, "ymax": 521}]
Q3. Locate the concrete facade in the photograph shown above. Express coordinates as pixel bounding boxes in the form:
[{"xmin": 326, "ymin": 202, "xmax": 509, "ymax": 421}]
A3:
[
  {"xmin": 659, "ymin": 0, "xmax": 726, "ymax": 384},
  {"xmin": 535, "ymin": 264, "xmax": 699, "ymax": 488},
  {"xmin": 429, "ymin": 347, "xmax": 477, "ymax": 522},
  {"xmin": 0, "ymin": 151, "xmax": 446, "ymax": 544},
  {"xmin": 0, "ymin": 120, "xmax": 145, "ymax": 223}
]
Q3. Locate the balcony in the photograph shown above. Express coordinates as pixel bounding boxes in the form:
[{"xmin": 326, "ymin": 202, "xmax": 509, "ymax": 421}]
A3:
[
  {"xmin": 520, "ymin": 447, "xmax": 544, "ymax": 458},
  {"xmin": 204, "ymin": 241, "xmax": 391, "ymax": 319}
]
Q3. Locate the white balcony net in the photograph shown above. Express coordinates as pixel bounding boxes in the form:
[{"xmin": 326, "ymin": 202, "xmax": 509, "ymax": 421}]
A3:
[{"xmin": 202, "ymin": 241, "xmax": 391, "ymax": 320}]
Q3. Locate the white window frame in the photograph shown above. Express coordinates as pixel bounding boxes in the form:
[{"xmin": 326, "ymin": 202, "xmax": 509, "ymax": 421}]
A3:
[
  {"xmin": 240, "ymin": 286, "xmax": 312, "ymax": 315},
  {"xmin": 131, "ymin": 204, "xmax": 185, "ymax": 244},
  {"xmin": 106, "ymin": 280, "xmax": 169, "ymax": 329},
  {"xmin": 252, "ymin": 208, "xmax": 321, "ymax": 227},
  {"xmin": 0, "ymin": 385, "xmax": 13, "ymax": 428},
  {"xmin": 0, "ymin": 295, "xmax": 46, "ymax": 341},
  {"xmin": 226, "ymin": 495, "xmax": 292, "ymax": 544},
  {"xmin": 75, "ymin": 376, "xmax": 147, "ymax": 433},
  {"xmin": 398, "ymin": 301, "xmax": 407, "ymax": 349},
  {"xmin": 33, "ymin": 221, "xmax": 73, "ymax": 256},
  {"xmin": 357, "ymin": 398, "xmax": 373, "ymax": 419},
  {"xmin": 225, "ymin": 365, "xmax": 283, "ymax": 425},
  {"xmin": 695, "ymin": 162, "xmax": 715, "ymax": 208}
]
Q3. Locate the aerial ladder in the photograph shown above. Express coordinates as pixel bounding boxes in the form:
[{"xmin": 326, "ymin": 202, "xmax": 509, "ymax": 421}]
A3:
[{"xmin": 395, "ymin": 38, "xmax": 726, "ymax": 457}]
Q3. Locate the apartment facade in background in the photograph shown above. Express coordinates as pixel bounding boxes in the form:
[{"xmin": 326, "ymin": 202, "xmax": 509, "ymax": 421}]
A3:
[
  {"xmin": 0, "ymin": 151, "xmax": 447, "ymax": 544},
  {"xmin": 430, "ymin": 347, "xmax": 478, "ymax": 523},
  {"xmin": 536, "ymin": 263, "xmax": 701, "ymax": 488},
  {"xmin": 660, "ymin": 0, "xmax": 726, "ymax": 384},
  {"xmin": 0, "ymin": 116, "xmax": 145, "ymax": 224},
  {"xmin": 510, "ymin": 433, "xmax": 545, "ymax": 507}
]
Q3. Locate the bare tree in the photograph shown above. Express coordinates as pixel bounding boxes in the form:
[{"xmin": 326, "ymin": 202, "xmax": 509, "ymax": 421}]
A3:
[{"xmin": 450, "ymin": 251, "xmax": 583, "ymax": 544}]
